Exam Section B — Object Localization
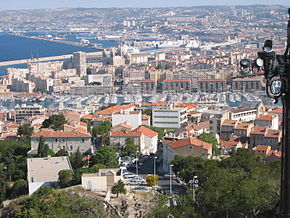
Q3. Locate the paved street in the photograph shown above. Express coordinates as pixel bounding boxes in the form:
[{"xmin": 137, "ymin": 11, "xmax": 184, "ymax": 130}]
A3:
[{"xmin": 128, "ymin": 155, "xmax": 187, "ymax": 195}]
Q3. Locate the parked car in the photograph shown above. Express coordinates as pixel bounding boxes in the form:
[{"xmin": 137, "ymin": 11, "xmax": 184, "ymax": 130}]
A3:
[{"xmin": 164, "ymin": 173, "xmax": 176, "ymax": 178}]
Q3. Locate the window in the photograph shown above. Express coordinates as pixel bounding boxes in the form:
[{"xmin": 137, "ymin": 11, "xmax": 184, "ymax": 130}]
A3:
[
  {"xmin": 55, "ymin": 139, "xmax": 58, "ymax": 142},
  {"xmin": 82, "ymin": 139, "xmax": 85, "ymax": 143}
]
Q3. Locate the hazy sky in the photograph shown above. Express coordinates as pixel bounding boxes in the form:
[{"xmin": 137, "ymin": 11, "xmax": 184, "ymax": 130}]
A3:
[{"xmin": 0, "ymin": 0, "xmax": 289, "ymax": 11}]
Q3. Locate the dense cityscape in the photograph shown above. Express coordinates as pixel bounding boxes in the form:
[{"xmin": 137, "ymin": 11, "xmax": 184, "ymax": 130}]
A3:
[{"xmin": 0, "ymin": 4, "xmax": 288, "ymax": 218}]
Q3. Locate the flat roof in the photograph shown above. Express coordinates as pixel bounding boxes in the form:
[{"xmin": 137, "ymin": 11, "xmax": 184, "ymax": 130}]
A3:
[{"xmin": 27, "ymin": 156, "xmax": 72, "ymax": 183}]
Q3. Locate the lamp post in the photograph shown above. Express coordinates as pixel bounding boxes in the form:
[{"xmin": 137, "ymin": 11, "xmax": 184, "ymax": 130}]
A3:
[
  {"xmin": 189, "ymin": 176, "xmax": 199, "ymax": 201},
  {"xmin": 240, "ymin": 8, "xmax": 290, "ymax": 217},
  {"xmin": 170, "ymin": 164, "xmax": 173, "ymax": 195},
  {"xmin": 153, "ymin": 156, "xmax": 157, "ymax": 186},
  {"xmin": 136, "ymin": 151, "xmax": 139, "ymax": 176}
]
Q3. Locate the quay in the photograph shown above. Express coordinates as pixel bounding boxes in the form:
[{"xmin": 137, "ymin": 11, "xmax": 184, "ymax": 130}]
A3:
[{"xmin": 0, "ymin": 51, "xmax": 102, "ymax": 67}]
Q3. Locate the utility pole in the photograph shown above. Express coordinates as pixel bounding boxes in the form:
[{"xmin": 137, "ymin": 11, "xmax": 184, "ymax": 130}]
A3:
[{"xmin": 240, "ymin": 8, "xmax": 290, "ymax": 217}]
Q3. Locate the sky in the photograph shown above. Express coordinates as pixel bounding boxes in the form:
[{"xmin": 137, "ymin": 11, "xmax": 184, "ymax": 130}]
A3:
[{"xmin": 0, "ymin": 0, "xmax": 289, "ymax": 11}]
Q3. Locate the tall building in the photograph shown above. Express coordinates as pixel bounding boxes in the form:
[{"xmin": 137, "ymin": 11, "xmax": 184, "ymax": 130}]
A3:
[
  {"xmin": 73, "ymin": 51, "xmax": 86, "ymax": 77},
  {"xmin": 14, "ymin": 104, "xmax": 44, "ymax": 124},
  {"xmin": 153, "ymin": 104, "xmax": 188, "ymax": 129}
]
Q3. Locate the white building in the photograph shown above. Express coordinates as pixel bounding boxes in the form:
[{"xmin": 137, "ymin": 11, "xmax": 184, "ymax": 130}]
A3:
[
  {"xmin": 112, "ymin": 110, "xmax": 142, "ymax": 129},
  {"xmin": 27, "ymin": 156, "xmax": 72, "ymax": 195},
  {"xmin": 14, "ymin": 104, "xmax": 45, "ymax": 124},
  {"xmin": 229, "ymin": 108, "xmax": 257, "ymax": 122},
  {"xmin": 30, "ymin": 129, "xmax": 92, "ymax": 155},
  {"xmin": 152, "ymin": 104, "xmax": 187, "ymax": 129},
  {"xmin": 82, "ymin": 168, "xmax": 123, "ymax": 194}
]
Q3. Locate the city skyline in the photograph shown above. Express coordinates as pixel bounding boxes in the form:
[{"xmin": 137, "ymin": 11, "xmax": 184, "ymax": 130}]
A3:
[{"xmin": 0, "ymin": 0, "xmax": 289, "ymax": 11}]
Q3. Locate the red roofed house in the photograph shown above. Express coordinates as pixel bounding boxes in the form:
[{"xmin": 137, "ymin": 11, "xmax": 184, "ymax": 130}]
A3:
[
  {"xmin": 110, "ymin": 126, "xmax": 158, "ymax": 155},
  {"xmin": 254, "ymin": 114, "xmax": 279, "ymax": 130},
  {"xmin": 252, "ymin": 145, "xmax": 271, "ymax": 156},
  {"xmin": 63, "ymin": 110, "xmax": 81, "ymax": 122},
  {"xmin": 268, "ymin": 108, "xmax": 283, "ymax": 121},
  {"xmin": 30, "ymin": 129, "xmax": 92, "ymax": 155},
  {"xmin": 197, "ymin": 79, "xmax": 227, "ymax": 93},
  {"xmin": 162, "ymin": 137, "xmax": 212, "ymax": 172}
]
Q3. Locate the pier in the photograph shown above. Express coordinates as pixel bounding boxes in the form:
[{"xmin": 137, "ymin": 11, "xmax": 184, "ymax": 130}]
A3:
[{"xmin": 0, "ymin": 51, "xmax": 102, "ymax": 67}]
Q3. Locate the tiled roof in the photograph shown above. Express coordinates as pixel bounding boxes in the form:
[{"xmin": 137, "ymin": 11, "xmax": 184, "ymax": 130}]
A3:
[
  {"xmin": 81, "ymin": 114, "xmax": 94, "ymax": 120},
  {"xmin": 198, "ymin": 79, "xmax": 226, "ymax": 82},
  {"xmin": 222, "ymin": 119, "xmax": 237, "ymax": 126},
  {"xmin": 265, "ymin": 129, "xmax": 281, "ymax": 138},
  {"xmin": 269, "ymin": 108, "xmax": 283, "ymax": 114},
  {"xmin": 253, "ymin": 145, "xmax": 271, "ymax": 152},
  {"xmin": 111, "ymin": 131, "xmax": 142, "ymax": 137},
  {"xmin": 95, "ymin": 104, "xmax": 135, "ymax": 115},
  {"xmin": 176, "ymin": 104, "xmax": 197, "ymax": 110},
  {"xmin": 134, "ymin": 126, "xmax": 158, "ymax": 138},
  {"xmin": 234, "ymin": 123, "xmax": 252, "ymax": 130},
  {"xmin": 116, "ymin": 123, "xmax": 133, "ymax": 130},
  {"xmin": 220, "ymin": 140, "xmax": 239, "ymax": 148},
  {"xmin": 167, "ymin": 137, "xmax": 211, "ymax": 151},
  {"xmin": 63, "ymin": 110, "xmax": 81, "ymax": 117},
  {"xmin": 163, "ymin": 79, "xmax": 191, "ymax": 82},
  {"xmin": 230, "ymin": 107, "xmax": 256, "ymax": 113},
  {"xmin": 255, "ymin": 114, "xmax": 276, "ymax": 121},
  {"xmin": 250, "ymin": 126, "xmax": 268, "ymax": 135},
  {"xmin": 31, "ymin": 129, "xmax": 91, "ymax": 138}
]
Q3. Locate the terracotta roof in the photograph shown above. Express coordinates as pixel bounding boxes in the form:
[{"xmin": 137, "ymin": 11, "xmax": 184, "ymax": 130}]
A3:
[
  {"xmin": 116, "ymin": 123, "xmax": 133, "ymax": 130},
  {"xmin": 222, "ymin": 119, "xmax": 237, "ymax": 126},
  {"xmin": 167, "ymin": 137, "xmax": 211, "ymax": 151},
  {"xmin": 234, "ymin": 123, "xmax": 252, "ymax": 130},
  {"xmin": 31, "ymin": 129, "xmax": 91, "ymax": 138},
  {"xmin": 255, "ymin": 114, "xmax": 276, "ymax": 121},
  {"xmin": 111, "ymin": 131, "xmax": 142, "ymax": 137},
  {"xmin": 6, "ymin": 123, "xmax": 20, "ymax": 128},
  {"xmin": 265, "ymin": 129, "xmax": 281, "ymax": 138},
  {"xmin": 81, "ymin": 114, "xmax": 94, "ymax": 120},
  {"xmin": 269, "ymin": 108, "xmax": 283, "ymax": 114},
  {"xmin": 175, "ymin": 104, "xmax": 197, "ymax": 110},
  {"xmin": 250, "ymin": 126, "xmax": 268, "ymax": 135},
  {"xmin": 63, "ymin": 110, "xmax": 81, "ymax": 117},
  {"xmin": 232, "ymin": 78, "xmax": 262, "ymax": 81},
  {"xmin": 198, "ymin": 79, "xmax": 226, "ymax": 82},
  {"xmin": 95, "ymin": 104, "xmax": 135, "ymax": 115},
  {"xmin": 220, "ymin": 140, "xmax": 239, "ymax": 148},
  {"xmin": 253, "ymin": 145, "xmax": 271, "ymax": 152},
  {"xmin": 163, "ymin": 79, "xmax": 191, "ymax": 82},
  {"xmin": 134, "ymin": 126, "xmax": 158, "ymax": 138},
  {"xmin": 230, "ymin": 107, "xmax": 256, "ymax": 113}
]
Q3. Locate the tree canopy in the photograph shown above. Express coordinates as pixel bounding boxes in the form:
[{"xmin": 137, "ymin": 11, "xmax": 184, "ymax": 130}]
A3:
[
  {"xmin": 197, "ymin": 133, "xmax": 220, "ymax": 155},
  {"xmin": 41, "ymin": 114, "xmax": 66, "ymax": 131},
  {"xmin": 167, "ymin": 148, "xmax": 280, "ymax": 217},
  {"xmin": 90, "ymin": 146, "xmax": 118, "ymax": 168},
  {"xmin": 111, "ymin": 180, "xmax": 126, "ymax": 197},
  {"xmin": 92, "ymin": 121, "xmax": 112, "ymax": 137}
]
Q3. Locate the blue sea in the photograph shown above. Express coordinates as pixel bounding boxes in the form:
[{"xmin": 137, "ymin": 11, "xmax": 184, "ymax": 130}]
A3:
[{"xmin": 0, "ymin": 34, "xmax": 117, "ymax": 75}]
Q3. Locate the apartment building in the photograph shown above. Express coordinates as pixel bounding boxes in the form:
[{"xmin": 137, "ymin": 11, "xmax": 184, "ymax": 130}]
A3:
[
  {"xmin": 152, "ymin": 104, "xmax": 187, "ymax": 129},
  {"xmin": 162, "ymin": 79, "xmax": 191, "ymax": 93},
  {"xmin": 198, "ymin": 79, "xmax": 227, "ymax": 93},
  {"xmin": 14, "ymin": 104, "xmax": 44, "ymax": 124}
]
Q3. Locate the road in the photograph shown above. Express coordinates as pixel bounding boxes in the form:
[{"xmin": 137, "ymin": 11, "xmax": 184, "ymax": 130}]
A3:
[{"xmin": 128, "ymin": 155, "xmax": 187, "ymax": 195}]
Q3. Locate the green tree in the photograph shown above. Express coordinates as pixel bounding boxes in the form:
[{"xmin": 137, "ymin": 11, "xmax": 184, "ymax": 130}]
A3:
[
  {"xmin": 146, "ymin": 174, "xmax": 159, "ymax": 187},
  {"xmin": 17, "ymin": 124, "xmax": 34, "ymax": 138},
  {"xmin": 91, "ymin": 146, "xmax": 118, "ymax": 168},
  {"xmin": 81, "ymin": 118, "xmax": 92, "ymax": 133},
  {"xmin": 56, "ymin": 149, "xmax": 69, "ymax": 157},
  {"xmin": 111, "ymin": 180, "xmax": 126, "ymax": 197},
  {"xmin": 9, "ymin": 179, "xmax": 27, "ymax": 198},
  {"xmin": 198, "ymin": 133, "xmax": 220, "ymax": 156},
  {"xmin": 69, "ymin": 148, "xmax": 84, "ymax": 169},
  {"xmin": 37, "ymin": 136, "xmax": 49, "ymax": 157},
  {"xmin": 42, "ymin": 114, "xmax": 66, "ymax": 131},
  {"xmin": 123, "ymin": 137, "xmax": 139, "ymax": 157},
  {"xmin": 92, "ymin": 121, "xmax": 112, "ymax": 137},
  {"xmin": 58, "ymin": 170, "xmax": 73, "ymax": 188}
]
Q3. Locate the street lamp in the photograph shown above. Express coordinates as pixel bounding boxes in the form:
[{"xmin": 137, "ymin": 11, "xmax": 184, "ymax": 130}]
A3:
[
  {"xmin": 240, "ymin": 8, "xmax": 290, "ymax": 217},
  {"xmin": 189, "ymin": 176, "xmax": 199, "ymax": 201},
  {"xmin": 170, "ymin": 164, "xmax": 173, "ymax": 195},
  {"xmin": 153, "ymin": 156, "xmax": 158, "ymax": 186}
]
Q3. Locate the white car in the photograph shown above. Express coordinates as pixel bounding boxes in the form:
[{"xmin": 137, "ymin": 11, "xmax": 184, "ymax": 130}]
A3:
[{"xmin": 164, "ymin": 173, "xmax": 176, "ymax": 178}]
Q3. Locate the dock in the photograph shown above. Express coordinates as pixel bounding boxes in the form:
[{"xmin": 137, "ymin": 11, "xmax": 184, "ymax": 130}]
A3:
[{"xmin": 0, "ymin": 51, "xmax": 102, "ymax": 67}]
